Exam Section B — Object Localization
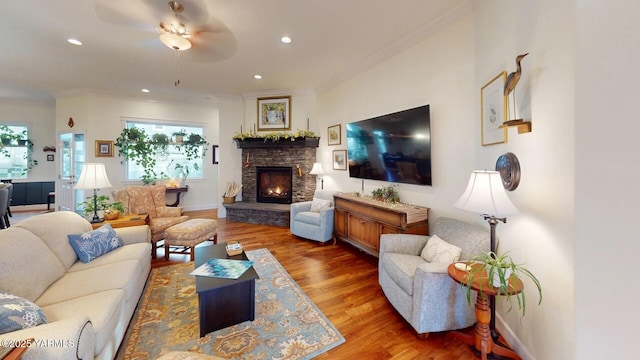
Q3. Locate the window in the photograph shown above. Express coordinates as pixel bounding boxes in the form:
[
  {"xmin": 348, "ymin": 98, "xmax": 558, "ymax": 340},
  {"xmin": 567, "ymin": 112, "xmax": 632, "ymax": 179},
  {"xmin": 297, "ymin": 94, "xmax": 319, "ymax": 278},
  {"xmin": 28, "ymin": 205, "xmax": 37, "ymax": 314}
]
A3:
[
  {"xmin": 0, "ymin": 125, "xmax": 30, "ymax": 179},
  {"xmin": 123, "ymin": 121, "xmax": 206, "ymax": 182}
]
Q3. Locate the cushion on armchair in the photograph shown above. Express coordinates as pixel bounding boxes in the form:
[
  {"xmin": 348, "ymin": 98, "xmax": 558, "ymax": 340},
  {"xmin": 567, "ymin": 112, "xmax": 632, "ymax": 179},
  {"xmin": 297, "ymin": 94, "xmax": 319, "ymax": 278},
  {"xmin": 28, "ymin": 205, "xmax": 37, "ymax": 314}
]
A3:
[{"xmin": 420, "ymin": 235, "xmax": 462, "ymax": 263}]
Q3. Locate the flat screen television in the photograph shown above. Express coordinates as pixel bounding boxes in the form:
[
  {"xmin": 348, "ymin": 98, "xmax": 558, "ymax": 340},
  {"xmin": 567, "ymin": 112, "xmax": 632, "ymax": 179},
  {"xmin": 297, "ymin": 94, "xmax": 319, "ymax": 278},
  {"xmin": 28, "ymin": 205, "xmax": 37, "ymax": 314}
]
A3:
[{"xmin": 346, "ymin": 104, "xmax": 431, "ymax": 186}]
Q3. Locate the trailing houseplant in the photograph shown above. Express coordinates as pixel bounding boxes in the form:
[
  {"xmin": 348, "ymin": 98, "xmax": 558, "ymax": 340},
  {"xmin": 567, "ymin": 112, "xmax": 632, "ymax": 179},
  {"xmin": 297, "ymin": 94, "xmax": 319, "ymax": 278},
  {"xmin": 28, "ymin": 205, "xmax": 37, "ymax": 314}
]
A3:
[{"xmin": 464, "ymin": 251, "xmax": 542, "ymax": 318}]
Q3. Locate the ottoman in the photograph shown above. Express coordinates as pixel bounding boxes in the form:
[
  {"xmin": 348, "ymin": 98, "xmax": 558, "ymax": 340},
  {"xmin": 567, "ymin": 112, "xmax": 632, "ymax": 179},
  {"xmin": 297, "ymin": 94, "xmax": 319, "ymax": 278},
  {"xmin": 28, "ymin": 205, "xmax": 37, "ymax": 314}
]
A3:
[{"xmin": 164, "ymin": 219, "xmax": 218, "ymax": 260}]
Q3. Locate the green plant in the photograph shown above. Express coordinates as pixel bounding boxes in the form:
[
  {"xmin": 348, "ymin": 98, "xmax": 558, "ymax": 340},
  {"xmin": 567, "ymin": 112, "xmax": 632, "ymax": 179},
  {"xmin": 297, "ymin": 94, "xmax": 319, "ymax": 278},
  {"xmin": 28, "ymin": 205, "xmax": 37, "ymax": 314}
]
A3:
[
  {"xmin": 77, "ymin": 195, "xmax": 124, "ymax": 215},
  {"xmin": 172, "ymin": 129, "xmax": 187, "ymax": 143},
  {"xmin": 115, "ymin": 128, "xmax": 158, "ymax": 184},
  {"xmin": 232, "ymin": 130, "xmax": 318, "ymax": 142},
  {"xmin": 371, "ymin": 184, "xmax": 400, "ymax": 204},
  {"xmin": 465, "ymin": 251, "xmax": 542, "ymax": 318},
  {"xmin": 178, "ymin": 133, "xmax": 209, "ymax": 161}
]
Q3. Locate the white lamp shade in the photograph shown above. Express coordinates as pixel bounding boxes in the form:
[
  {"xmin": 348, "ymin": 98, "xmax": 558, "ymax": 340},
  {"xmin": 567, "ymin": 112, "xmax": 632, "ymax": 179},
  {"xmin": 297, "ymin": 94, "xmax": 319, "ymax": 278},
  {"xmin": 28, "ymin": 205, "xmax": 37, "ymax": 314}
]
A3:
[
  {"xmin": 75, "ymin": 163, "xmax": 113, "ymax": 190},
  {"xmin": 309, "ymin": 162, "xmax": 325, "ymax": 175},
  {"xmin": 454, "ymin": 170, "xmax": 518, "ymax": 217},
  {"xmin": 159, "ymin": 33, "xmax": 192, "ymax": 51}
]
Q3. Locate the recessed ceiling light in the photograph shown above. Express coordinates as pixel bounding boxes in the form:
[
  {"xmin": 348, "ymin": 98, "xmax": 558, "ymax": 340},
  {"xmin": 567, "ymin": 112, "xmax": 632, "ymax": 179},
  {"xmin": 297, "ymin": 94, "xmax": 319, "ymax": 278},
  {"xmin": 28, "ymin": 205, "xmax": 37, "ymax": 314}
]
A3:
[
  {"xmin": 254, "ymin": 74, "xmax": 262, "ymax": 80},
  {"xmin": 141, "ymin": 89, "xmax": 150, "ymax": 93},
  {"xmin": 280, "ymin": 36, "xmax": 292, "ymax": 44},
  {"xmin": 67, "ymin": 38, "xmax": 82, "ymax": 46}
]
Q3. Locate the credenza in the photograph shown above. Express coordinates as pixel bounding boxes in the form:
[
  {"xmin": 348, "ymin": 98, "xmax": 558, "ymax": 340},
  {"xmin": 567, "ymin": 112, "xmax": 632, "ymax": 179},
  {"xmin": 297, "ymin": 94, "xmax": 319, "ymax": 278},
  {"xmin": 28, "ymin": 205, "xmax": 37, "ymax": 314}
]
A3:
[{"xmin": 333, "ymin": 193, "xmax": 429, "ymax": 257}]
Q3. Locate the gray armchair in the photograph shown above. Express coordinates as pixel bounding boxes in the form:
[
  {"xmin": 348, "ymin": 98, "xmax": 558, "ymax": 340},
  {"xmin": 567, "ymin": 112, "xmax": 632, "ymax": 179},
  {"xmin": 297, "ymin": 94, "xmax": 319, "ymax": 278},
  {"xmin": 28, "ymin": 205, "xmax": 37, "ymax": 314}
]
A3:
[
  {"xmin": 378, "ymin": 217, "xmax": 489, "ymax": 335},
  {"xmin": 290, "ymin": 190, "xmax": 336, "ymax": 243}
]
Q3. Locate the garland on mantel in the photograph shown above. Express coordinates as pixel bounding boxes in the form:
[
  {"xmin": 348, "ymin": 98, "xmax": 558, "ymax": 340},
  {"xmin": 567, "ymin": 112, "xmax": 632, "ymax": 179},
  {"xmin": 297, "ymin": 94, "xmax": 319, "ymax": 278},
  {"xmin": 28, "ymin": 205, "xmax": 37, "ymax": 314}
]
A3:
[{"xmin": 232, "ymin": 130, "xmax": 318, "ymax": 142}]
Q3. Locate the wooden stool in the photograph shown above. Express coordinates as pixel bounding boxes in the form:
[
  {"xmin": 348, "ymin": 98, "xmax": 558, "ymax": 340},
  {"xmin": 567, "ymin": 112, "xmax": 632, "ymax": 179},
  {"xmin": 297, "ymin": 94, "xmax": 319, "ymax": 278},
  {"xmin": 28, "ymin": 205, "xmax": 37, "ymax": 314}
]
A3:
[{"xmin": 164, "ymin": 219, "xmax": 218, "ymax": 261}]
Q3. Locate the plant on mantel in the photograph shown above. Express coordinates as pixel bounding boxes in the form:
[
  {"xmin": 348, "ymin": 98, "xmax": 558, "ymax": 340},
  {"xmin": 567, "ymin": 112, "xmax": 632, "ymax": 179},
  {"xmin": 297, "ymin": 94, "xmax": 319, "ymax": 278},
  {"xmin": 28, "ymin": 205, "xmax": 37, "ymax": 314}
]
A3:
[{"xmin": 232, "ymin": 130, "xmax": 318, "ymax": 142}]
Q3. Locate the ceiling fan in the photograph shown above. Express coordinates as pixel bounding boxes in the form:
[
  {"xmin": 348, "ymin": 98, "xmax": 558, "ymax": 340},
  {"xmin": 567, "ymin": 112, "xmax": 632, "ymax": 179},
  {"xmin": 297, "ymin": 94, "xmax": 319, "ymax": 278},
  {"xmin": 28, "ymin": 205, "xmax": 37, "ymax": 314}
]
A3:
[{"xmin": 158, "ymin": 1, "xmax": 193, "ymax": 51}]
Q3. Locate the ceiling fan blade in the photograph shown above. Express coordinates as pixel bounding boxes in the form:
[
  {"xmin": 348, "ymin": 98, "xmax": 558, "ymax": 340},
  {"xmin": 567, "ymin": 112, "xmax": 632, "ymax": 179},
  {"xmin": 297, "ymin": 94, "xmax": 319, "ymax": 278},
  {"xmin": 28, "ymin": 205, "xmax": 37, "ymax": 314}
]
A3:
[
  {"xmin": 185, "ymin": 31, "xmax": 238, "ymax": 63},
  {"xmin": 94, "ymin": 0, "xmax": 157, "ymax": 29}
]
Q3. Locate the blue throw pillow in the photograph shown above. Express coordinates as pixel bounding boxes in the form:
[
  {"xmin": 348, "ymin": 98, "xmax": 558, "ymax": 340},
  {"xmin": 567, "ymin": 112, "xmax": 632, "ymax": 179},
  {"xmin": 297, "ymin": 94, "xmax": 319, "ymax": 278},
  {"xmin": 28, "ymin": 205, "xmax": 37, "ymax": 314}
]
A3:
[
  {"xmin": 68, "ymin": 223, "xmax": 123, "ymax": 263},
  {"xmin": 0, "ymin": 292, "xmax": 47, "ymax": 335}
]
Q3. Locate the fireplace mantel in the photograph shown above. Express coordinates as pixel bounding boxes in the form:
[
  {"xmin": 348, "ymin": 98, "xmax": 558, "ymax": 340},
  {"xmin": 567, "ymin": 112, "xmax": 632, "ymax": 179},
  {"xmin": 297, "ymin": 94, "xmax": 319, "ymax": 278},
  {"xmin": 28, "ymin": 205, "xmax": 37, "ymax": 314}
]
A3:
[{"xmin": 234, "ymin": 137, "xmax": 319, "ymax": 149}]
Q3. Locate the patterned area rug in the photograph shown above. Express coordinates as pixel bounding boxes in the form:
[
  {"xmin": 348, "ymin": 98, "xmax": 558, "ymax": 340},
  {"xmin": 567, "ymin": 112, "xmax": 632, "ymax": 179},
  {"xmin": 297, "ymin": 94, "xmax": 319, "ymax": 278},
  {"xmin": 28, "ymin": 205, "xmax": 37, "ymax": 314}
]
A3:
[{"xmin": 117, "ymin": 248, "xmax": 345, "ymax": 359}]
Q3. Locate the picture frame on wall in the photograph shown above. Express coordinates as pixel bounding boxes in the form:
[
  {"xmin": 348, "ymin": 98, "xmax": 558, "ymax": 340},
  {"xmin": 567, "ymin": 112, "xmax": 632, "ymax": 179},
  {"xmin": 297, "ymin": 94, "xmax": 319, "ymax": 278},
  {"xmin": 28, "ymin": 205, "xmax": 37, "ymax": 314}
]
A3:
[
  {"xmin": 481, "ymin": 71, "xmax": 508, "ymax": 145},
  {"xmin": 257, "ymin": 96, "xmax": 291, "ymax": 131},
  {"xmin": 95, "ymin": 140, "xmax": 114, "ymax": 157},
  {"xmin": 327, "ymin": 124, "xmax": 341, "ymax": 145},
  {"xmin": 333, "ymin": 150, "xmax": 347, "ymax": 170}
]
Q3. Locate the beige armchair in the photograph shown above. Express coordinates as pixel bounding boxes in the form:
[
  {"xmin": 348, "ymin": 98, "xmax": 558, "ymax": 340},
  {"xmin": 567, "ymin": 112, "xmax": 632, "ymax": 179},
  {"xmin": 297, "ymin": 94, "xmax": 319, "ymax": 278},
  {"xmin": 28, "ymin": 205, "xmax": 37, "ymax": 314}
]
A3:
[{"xmin": 113, "ymin": 184, "xmax": 189, "ymax": 258}]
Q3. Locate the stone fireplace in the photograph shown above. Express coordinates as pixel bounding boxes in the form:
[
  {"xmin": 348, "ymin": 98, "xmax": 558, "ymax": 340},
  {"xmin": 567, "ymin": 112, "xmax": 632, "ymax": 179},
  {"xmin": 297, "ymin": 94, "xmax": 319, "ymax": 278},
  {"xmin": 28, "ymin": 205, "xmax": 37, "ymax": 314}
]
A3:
[{"xmin": 224, "ymin": 138, "xmax": 319, "ymax": 226}]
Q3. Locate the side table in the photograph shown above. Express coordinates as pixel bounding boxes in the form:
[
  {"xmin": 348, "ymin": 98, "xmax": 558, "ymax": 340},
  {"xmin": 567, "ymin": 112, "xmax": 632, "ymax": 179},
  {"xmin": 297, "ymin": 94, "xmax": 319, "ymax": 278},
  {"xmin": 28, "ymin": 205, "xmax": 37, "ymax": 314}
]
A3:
[
  {"xmin": 447, "ymin": 263, "xmax": 523, "ymax": 360},
  {"xmin": 91, "ymin": 214, "xmax": 149, "ymax": 230}
]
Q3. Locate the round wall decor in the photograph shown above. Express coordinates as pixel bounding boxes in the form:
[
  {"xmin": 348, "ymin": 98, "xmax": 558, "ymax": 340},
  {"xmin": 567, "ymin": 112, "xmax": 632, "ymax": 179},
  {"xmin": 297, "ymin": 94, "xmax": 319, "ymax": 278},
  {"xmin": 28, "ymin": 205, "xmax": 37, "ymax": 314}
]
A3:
[{"xmin": 495, "ymin": 152, "xmax": 521, "ymax": 191}]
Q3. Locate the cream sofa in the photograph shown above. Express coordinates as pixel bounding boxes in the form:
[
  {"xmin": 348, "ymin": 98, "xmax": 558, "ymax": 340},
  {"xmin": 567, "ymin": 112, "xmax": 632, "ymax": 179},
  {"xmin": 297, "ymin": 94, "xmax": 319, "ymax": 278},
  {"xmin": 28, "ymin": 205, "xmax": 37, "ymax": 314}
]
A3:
[{"xmin": 0, "ymin": 211, "xmax": 151, "ymax": 360}]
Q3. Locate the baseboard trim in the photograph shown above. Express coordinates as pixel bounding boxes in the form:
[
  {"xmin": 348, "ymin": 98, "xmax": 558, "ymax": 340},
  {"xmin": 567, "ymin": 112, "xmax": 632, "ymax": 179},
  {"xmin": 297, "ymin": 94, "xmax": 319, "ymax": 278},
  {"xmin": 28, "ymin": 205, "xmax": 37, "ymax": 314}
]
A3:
[{"xmin": 496, "ymin": 314, "xmax": 536, "ymax": 360}]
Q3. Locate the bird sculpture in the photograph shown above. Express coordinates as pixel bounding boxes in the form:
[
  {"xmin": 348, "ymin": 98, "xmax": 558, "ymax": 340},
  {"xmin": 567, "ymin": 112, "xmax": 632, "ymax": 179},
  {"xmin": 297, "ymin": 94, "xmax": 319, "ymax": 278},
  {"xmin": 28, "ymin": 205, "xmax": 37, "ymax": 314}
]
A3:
[{"xmin": 504, "ymin": 53, "xmax": 528, "ymax": 122}]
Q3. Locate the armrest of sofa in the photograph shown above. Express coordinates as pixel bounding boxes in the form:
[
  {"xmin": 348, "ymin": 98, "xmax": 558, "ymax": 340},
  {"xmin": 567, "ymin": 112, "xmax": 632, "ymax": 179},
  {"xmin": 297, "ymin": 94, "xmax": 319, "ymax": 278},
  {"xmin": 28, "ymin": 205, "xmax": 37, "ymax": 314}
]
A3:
[
  {"xmin": 156, "ymin": 206, "xmax": 184, "ymax": 218},
  {"xmin": 0, "ymin": 316, "xmax": 95, "ymax": 360},
  {"xmin": 114, "ymin": 225, "xmax": 151, "ymax": 246},
  {"xmin": 379, "ymin": 234, "xmax": 429, "ymax": 259}
]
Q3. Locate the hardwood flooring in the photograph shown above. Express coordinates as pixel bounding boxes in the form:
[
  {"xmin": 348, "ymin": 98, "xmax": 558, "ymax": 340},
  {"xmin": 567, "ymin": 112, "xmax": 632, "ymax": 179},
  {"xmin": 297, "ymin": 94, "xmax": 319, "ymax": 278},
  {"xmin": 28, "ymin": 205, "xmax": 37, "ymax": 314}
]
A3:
[{"xmin": 153, "ymin": 210, "xmax": 482, "ymax": 360}]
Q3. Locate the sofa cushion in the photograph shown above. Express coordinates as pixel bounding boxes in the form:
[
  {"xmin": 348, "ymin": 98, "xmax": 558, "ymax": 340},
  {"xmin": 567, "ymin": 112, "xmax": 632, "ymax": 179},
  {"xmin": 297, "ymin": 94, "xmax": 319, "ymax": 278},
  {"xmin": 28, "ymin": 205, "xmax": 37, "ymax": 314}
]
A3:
[
  {"xmin": 420, "ymin": 235, "xmax": 462, "ymax": 263},
  {"xmin": 68, "ymin": 224, "xmax": 123, "ymax": 263},
  {"xmin": 0, "ymin": 292, "xmax": 48, "ymax": 334},
  {"xmin": 15, "ymin": 211, "xmax": 92, "ymax": 270},
  {"xmin": 68, "ymin": 242, "xmax": 151, "ymax": 272},
  {"xmin": 381, "ymin": 253, "xmax": 426, "ymax": 296},
  {"xmin": 40, "ymin": 290, "xmax": 124, "ymax": 355},
  {"xmin": 310, "ymin": 197, "xmax": 332, "ymax": 212},
  {"xmin": 0, "ymin": 227, "xmax": 66, "ymax": 302}
]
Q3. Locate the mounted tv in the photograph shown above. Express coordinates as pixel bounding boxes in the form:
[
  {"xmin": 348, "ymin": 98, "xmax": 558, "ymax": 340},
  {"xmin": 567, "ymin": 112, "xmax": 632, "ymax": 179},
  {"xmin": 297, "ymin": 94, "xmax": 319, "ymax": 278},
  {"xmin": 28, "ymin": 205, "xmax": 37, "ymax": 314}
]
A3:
[{"xmin": 346, "ymin": 104, "xmax": 431, "ymax": 186}]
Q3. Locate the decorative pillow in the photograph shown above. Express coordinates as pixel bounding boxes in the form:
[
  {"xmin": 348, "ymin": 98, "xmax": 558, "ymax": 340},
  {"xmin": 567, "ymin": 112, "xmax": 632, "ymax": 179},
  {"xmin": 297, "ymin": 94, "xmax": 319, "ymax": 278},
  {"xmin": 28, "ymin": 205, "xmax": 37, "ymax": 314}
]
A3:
[
  {"xmin": 68, "ymin": 223, "xmax": 123, "ymax": 263},
  {"xmin": 0, "ymin": 292, "xmax": 47, "ymax": 335},
  {"xmin": 420, "ymin": 235, "xmax": 462, "ymax": 263},
  {"xmin": 310, "ymin": 198, "xmax": 332, "ymax": 212}
]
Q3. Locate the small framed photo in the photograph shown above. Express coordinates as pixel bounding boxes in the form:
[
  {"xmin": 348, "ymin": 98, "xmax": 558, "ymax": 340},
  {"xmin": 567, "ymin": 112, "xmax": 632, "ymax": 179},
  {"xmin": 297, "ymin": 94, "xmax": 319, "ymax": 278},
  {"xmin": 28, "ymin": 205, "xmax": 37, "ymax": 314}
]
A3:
[
  {"xmin": 481, "ymin": 71, "xmax": 508, "ymax": 146},
  {"xmin": 46, "ymin": 154, "xmax": 54, "ymax": 162},
  {"xmin": 328, "ymin": 124, "xmax": 341, "ymax": 145},
  {"xmin": 257, "ymin": 96, "xmax": 291, "ymax": 131},
  {"xmin": 333, "ymin": 150, "xmax": 347, "ymax": 170},
  {"xmin": 95, "ymin": 140, "xmax": 114, "ymax": 157}
]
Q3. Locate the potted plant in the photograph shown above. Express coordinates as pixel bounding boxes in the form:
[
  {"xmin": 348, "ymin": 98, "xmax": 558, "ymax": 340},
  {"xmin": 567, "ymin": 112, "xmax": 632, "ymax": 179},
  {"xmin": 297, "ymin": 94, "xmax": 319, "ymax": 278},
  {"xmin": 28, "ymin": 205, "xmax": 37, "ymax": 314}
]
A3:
[
  {"xmin": 178, "ymin": 133, "xmax": 209, "ymax": 161},
  {"xmin": 464, "ymin": 251, "xmax": 542, "ymax": 318},
  {"xmin": 172, "ymin": 129, "xmax": 187, "ymax": 143},
  {"xmin": 371, "ymin": 184, "xmax": 400, "ymax": 204},
  {"xmin": 115, "ymin": 128, "xmax": 157, "ymax": 184},
  {"xmin": 78, "ymin": 195, "xmax": 125, "ymax": 220},
  {"xmin": 0, "ymin": 125, "xmax": 17, "ymax": 147}
]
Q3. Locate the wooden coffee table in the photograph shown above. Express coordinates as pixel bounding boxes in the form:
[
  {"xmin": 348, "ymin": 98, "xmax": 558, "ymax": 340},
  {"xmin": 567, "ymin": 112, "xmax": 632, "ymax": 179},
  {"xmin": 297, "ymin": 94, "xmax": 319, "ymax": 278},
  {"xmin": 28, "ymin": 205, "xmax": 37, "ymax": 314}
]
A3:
[{"xmin": 194, "ymin": 244, "xmax": 259, "ymax": 337}]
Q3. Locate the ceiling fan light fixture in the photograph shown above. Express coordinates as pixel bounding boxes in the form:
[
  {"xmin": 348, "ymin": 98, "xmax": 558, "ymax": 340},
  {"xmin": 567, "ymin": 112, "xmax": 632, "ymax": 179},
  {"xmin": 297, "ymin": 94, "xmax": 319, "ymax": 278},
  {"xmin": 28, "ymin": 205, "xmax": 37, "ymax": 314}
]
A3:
[{"xmin": 160, "ymin": 33, "xmax": 191, "ymax": 51}]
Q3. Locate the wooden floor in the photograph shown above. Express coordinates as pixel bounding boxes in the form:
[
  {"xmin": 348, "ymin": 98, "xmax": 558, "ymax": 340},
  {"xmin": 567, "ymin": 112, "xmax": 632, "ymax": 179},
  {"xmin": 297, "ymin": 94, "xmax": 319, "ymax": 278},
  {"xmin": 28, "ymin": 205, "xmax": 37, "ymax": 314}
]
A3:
[{"xmin": 152, "ymin": 209, "xmax": 483, "ymax": 360}]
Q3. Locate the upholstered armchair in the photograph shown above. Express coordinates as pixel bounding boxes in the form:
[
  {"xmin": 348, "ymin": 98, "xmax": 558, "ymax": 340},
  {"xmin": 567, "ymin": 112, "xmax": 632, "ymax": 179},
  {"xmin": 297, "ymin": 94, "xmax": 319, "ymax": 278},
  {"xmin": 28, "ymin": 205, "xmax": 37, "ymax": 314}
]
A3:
[
  {"xmin": 290, "ymin": 190, "xmax": 336, "ymax": 243},
  {"xmin": 113, "ymin": 184, "xmax": 189, "ymax": 258},
  {"xmin": 378, "ymin": 217, "xmax": 490, "ymax": 335}
]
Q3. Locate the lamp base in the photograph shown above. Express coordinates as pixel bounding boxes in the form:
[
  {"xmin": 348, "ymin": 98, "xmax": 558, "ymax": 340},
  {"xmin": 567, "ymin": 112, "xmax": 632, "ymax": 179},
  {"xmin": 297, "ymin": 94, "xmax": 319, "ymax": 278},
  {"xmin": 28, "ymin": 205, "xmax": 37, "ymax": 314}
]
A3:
[{"xmin": 89, "ymin": 218, "xmax": 105, "ymax": 224}]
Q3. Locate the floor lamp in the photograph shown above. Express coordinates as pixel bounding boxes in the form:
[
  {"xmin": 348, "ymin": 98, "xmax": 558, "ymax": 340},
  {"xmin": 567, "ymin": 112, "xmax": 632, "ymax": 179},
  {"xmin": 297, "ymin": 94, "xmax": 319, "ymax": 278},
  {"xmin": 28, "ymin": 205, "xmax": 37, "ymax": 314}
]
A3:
[
  {"xmin": 75, "ymin": 163, "xmax": 113, "ymax": 223},
  {"xmin": 454, "ymin": 170, "xmax": 519, "ymax": 341},
  {"xmin": 309, "ymin": 162, "xmax": 325, "ymax": 190}
]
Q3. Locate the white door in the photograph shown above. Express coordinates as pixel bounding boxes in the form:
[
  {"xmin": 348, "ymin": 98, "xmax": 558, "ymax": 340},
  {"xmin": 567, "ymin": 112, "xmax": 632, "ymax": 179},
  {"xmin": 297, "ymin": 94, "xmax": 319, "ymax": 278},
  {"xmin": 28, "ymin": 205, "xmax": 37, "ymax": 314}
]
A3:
[{"xmin": 58, "ymin": 132, "xmax": 86, "ymax": 212}]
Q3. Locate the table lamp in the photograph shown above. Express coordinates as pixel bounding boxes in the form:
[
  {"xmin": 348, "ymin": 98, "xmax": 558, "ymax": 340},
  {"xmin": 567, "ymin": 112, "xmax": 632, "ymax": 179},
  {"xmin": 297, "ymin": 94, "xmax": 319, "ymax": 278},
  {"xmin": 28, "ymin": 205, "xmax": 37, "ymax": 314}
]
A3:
[
  {"xmin": 454, "ymin": 170, "xmax": 518, "ymax": 340},
  {"xmin": 309, "ymin": 162, "xmax": 325, "ymax": 189},
  {"xmin": 75, "ymin": 163, "xmax": 113, "ymax": 223}
]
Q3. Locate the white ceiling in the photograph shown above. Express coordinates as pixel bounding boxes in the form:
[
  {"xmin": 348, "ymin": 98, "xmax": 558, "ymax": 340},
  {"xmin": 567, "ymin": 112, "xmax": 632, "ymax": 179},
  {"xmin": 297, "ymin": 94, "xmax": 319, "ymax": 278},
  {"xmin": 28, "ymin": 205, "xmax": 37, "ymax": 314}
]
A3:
[{"xmin": 0, "ymin": 0, "xmax": 471, "ymax": 104}]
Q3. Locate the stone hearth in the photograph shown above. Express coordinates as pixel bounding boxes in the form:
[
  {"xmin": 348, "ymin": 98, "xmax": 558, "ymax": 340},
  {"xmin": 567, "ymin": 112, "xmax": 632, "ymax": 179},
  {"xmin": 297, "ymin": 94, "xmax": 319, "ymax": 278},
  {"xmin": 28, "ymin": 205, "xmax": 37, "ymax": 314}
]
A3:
[{"xmin": 225, "ymin": 138, "xmax": 319, "ymax": 226}]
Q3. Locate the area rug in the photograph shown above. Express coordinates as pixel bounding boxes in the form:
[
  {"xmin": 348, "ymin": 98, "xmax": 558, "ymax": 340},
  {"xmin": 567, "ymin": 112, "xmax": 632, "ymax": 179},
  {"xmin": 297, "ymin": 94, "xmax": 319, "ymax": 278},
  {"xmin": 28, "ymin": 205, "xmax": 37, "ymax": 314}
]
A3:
[{"xmin": 117, "ymin": 248, "xmax": 345, "ymax": 359}]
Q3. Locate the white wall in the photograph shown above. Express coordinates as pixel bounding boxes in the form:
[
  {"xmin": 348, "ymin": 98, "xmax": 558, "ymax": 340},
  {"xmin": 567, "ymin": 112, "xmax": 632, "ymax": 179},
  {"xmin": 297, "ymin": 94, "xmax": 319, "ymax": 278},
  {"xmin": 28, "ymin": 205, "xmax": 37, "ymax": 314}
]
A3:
[
  {"xmin": 474, "ymin": 1, "xmax": 576, "ymax": 359},
  {"xmin": 575, "ymin": 1, "xmax": 640, "ymax": 359},
  {"xmin": 0, "ymin": 102, "xmax": 56, "ymax": 182},
  {"xmin": 55, "ymin": 94, "xmax": 220, "ymax": 211},
  {"xmin": 317, "ymin": 15, "xmax": 476, "ymax": 222},
  {"xmin": 217, "ymin": 96, "xmax": 245, "ymax": 218}
]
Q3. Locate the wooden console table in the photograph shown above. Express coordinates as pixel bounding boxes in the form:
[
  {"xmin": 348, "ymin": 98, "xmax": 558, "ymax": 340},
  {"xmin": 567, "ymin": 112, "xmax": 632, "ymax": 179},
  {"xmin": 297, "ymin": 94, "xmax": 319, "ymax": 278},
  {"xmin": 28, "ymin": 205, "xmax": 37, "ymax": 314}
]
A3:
[
  {"xmin": 333, "ymin": 193, "xmax": 429, "ymax": 256},
  {"xmin": 165, "ymin": 186, "xmax": 188, "ymax": 207},
  {"xmin": 447, "ymin": 263, "xmax": 523, "ymax": 360},
  {"xmin": 91, "ymin": 214, "xmax": 149, "ymax": 230}
]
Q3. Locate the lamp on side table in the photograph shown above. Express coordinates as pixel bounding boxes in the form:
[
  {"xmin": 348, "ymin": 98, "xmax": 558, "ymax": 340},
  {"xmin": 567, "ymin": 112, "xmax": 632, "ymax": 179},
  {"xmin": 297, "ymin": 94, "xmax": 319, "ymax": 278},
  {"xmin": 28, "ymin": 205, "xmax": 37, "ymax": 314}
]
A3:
[{"xmin": 75, "ymin": 163, "xmax": 112, "ymax": 223}]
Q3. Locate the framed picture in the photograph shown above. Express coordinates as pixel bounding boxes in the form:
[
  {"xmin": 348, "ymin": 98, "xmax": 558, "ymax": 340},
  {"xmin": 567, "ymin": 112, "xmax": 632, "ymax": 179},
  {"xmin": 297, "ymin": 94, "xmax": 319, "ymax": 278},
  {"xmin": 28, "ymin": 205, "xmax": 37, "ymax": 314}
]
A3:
[
  {"xmin": 95, "ymin": 140, "xmax": 114, "ymax": 157},
  {"xmin": 333, "ymin": 150, "xmax": 347, "ymax": 170},
  {"xmin": 328, "ymin": 124, "xmax": 341, "ymax": 145},
  {"xmin": 46, "ymin": 154, "xmax": 54, "ymax": 162},
  {"xmin": 257, "ymin": 96, "xmax": 291, "ymax": 131},
  {"xmin": 481, "ymin": 71, "xmax": 508, "ymax": 145}
]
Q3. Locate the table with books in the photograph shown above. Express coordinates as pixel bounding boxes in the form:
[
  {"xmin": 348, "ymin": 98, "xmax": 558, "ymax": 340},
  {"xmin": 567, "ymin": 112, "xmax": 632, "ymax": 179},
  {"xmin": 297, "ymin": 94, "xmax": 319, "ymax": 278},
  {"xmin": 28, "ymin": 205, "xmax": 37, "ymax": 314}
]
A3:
[{"xmin": 191, "ymin": 243, "xmax": 259, "ymax": 337}]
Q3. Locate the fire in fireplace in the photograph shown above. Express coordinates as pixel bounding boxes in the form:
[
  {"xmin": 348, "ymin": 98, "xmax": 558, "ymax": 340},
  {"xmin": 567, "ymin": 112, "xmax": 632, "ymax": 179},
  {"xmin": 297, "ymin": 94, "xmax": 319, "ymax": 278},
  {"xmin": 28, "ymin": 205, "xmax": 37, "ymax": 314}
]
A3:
[{"xmin": 256, "ymin": 166, "xmax": 293, "ymax": 204}]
